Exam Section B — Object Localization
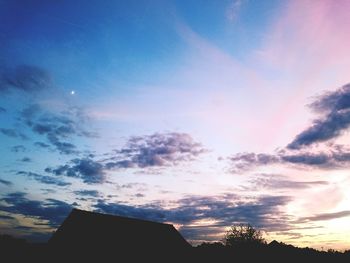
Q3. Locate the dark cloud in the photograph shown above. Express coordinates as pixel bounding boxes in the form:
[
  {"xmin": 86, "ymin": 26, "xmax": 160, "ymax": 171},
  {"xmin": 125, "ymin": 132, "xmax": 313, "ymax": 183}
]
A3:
[
  {"xmin": 19, "ymin": 104, "xmax": 97, "ymax": 154},
  {"xmin": 0, "ymin": 214, "xmax": 14, "ymax": 220},
  {"xmin": 282, "ymin": 148, "xmax": 350, "ymax": 168},
  {"xmin": 0, "ymin": 192, "xmax": 72, "ymax": 227},
  {"xmin": 228, "ymin": 153, "xmax": 279, "ymax": 173},
  {"xmin": 0, "ymin": 128, "xmax": 28, "ymax": 140},
  {"xmin": 0, "ymin": 65, "xmax": 52, "ymax": 93},
  {"xmin": 281, "ymin": 152, "xmax": 330, "ymax": 166},
  {"xmin": 177, "ymin": 225, "xmax": 223, "ymax": 243},
  {"xmin": 74, "ymin": 190, "xmax": 100, "ymax": 198},
  {"xmin": 0, "ymin": 178, "xmax": 13, "ymax": 186},
  {"xmin": 46, "ymin": 158, "xmax": 105, "ymax": 184},
  {"xmin": 299, "ymin": 210, "xmax": 350, "ymax": 222},
  {"xmin": 19, "ymin": 157, "xmax": 31, "ymax": 162},
  {"xmin": 17, "ymin": 171, "xmax": 71, "ymax": 187},
  {"xmin": 34, "ymin": 141, "xmax": 51, "ymax": 149},
  {"xmin": 310, "ymin": 84, "xmax": 350, "ymax": 114},
  {"xmin": 288, "ymin": 84, "xmax": 350, "ymax": 149},
  {"xmin": 228, "ymin": 146, "xmax": 350, "ymax": 172},
  {"xmin": 106, "ymin": 132, "xmax": 207, "ymax": 169},
  {"xmin": 11, "ymin": 145, "xmax": 26, "ymax": 153},
  {"xmin": 0, "ymin": 107, "xmax": 6, "ymax": 113},
  {"xmin": 44, "ymin": 132, "xmax": 205, "ymax": 183},
  {"xmin": 94, "ymin": 194, "xmax": 292, "ymax": 242},
  {"xmin": 47, "ymin": 136, "xmax": 77, "ymax": 155},
  {"xmin": 227, "ymin": 84, "xmax": 350, "ymax": 172}
]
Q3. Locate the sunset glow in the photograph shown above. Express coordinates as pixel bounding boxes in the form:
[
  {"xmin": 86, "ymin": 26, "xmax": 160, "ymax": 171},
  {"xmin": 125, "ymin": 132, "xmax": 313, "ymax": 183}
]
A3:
[{"xmin": 1, "ymin": 0, "xmax": 350, "ymax": 251}]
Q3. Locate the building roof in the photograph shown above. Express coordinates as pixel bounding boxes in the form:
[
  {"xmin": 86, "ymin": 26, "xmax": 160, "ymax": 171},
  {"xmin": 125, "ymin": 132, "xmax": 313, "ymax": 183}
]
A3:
[{"xmin": 49, "ymin": 208, "xmax": 191, "ymax": 254}]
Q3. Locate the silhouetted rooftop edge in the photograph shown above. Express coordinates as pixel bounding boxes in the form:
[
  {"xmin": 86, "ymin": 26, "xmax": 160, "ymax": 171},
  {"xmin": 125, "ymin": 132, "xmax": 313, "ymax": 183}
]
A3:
[
  {"xmin": 49, "ymin": 208, "xmax": 191, "ymax": 250},
  {"xmin": 67, "ymin": 208, "xmax": 176, "ymax": 227}
]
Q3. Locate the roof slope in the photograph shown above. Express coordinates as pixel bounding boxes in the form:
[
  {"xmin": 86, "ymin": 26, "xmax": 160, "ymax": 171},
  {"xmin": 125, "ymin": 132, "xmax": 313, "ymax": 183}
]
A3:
[{"xmin": 49, "ymin": 208, "xmax": 190, "ymax": 253}]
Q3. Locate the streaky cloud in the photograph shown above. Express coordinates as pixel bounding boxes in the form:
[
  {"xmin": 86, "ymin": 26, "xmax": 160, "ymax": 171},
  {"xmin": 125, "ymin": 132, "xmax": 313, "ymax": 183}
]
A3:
[
  {"xmin": 0, "ymin": 128, "xmax": 28, "ymax": 140},
  {"xmin": 228, "ymin": 146, "xmax": 350, "ymax": 172},
  {"xmin": 0, "ymin": 178, "xmax": 13, "ymax": 186},
  {"xmin": 74, "ymin": 190, "xmax": 100, "ymax": 198},
  {"xmin": 11, "ymin": 145, "xmax": 26, "ymax": 153},
  {"xmin": 19, "ymin": 104, "xmax": 97, "ymax": 155},
  {"xmin": 247, "ymin": 174, "xmax": 329, "ymax": 190},
  {"xmin": 299, "ymin": 210, "xmax": 350, "ymax": 222},
  {"xmin": 0, "ymin": 65, "xmax": 52, "ymax": 93},
  {"xmin": 0, "ymin": 192, "xmax": 72, "ymax": 227},
  {"xmin": 17, "ymin": 171, "xmax": 71, "ymax": 187},
  {"xmin": 94, "ymin": 194, "xmax": 293, "ymax": 242}
]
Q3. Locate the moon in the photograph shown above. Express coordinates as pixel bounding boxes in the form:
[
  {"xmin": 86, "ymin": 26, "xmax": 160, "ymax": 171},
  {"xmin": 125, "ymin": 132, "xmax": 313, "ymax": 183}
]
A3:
[{"xmin": 71, "ymin": 90, "xmax": 75, "ymax": 95}]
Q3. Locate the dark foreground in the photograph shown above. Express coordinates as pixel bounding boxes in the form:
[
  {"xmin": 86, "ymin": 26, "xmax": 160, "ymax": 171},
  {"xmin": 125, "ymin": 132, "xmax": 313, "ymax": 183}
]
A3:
[{"xmin": 2, "ymin": 234, "xmax": 350, "ymax": 263}]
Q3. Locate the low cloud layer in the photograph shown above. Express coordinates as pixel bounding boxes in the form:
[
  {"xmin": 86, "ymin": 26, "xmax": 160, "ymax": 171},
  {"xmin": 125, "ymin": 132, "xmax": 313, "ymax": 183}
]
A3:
[
  {"xmin": 94, "ymin": 194, "xmax": 292, "ymax": 241},
  {"xmin": 0, "ymin": 191, "xmax": 293, "ymax": 243},
  {"xmin": 0, "ymin": 192, "xmax": 72, "ymax": 227}
]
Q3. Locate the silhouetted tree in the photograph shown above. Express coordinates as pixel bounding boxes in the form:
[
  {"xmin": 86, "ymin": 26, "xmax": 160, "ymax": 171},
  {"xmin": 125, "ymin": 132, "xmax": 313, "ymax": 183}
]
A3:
[{"xmin": 223, "ymin": 224, "xmax": 265, "ymax": 247}]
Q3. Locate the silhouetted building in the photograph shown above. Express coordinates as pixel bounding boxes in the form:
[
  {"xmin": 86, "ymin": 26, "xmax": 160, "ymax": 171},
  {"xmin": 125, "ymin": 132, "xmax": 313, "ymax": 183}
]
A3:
[{"xmin": 49, "ymin": 208, "xmax": 191, "ymax": 260}]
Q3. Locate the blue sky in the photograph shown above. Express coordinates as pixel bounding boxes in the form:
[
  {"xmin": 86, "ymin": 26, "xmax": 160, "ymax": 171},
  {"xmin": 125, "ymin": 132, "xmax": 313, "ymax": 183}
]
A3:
[{"xmin": 1, "ymin": 0, "xmax": 350, "ymax": 249}]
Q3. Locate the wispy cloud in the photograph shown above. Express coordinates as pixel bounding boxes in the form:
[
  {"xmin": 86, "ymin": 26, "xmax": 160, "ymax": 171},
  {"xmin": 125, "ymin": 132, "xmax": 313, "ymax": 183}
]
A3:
[
  {"xmin": 73, "ymin": 190, "xmax": 100, "ymax": 198},
  {"xmin": 19, "ymin": 104, "xmax": 97, "ymax": 154},
  {"xmin": 247, "ymin": 174, "xmax": 329, "ymax": 191},
  {"xmin": 17, "ymin": 171, "xmax": 71, "ymax": 187},
  {"xmin": 0, "ymin": 178, "xmax": 13, "ymax": 186},
  {"xmin": 226, "ymin": 0, "xmax": 245, "ymax": 22},
  {"xmin": 0, "ymin": 65, "xmax": 52, "ymax": 93},
  {"xmin": 10, "ymin": 145, "xmax": 26, "ymax": 153},
  {"xmin": 299, "ymin": 210, "xmax": 350, "ymax": 222},
  {"xmin": 0, "ymin": 128, "xmax": 28, "ymax": 140}
]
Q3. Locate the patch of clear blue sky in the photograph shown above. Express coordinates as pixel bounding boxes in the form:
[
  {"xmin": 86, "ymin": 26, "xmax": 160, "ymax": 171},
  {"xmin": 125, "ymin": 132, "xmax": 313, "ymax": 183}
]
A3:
[
  {"xmin": 0, "ymin": 1, "xmax": 285, "ymax": 96},
  {"xmin": 1, "ymin": 1, "xmax": 184, "ymax": 92},
  {"xmin": 174, "ymin": 0, "xmax": 284, "ymax": 60}
]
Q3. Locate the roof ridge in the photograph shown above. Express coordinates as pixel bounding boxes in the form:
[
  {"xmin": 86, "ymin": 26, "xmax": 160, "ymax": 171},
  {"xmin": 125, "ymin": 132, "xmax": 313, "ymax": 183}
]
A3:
[{"xmin": 70, "ymin": 208, "xmax": 173, "ymax": 227}]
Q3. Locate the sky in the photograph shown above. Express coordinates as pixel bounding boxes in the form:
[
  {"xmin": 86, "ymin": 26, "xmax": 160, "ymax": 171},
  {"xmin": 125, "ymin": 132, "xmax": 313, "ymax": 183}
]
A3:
[{"xmin": 1, "ymin": 0, "xmax": 350, "ymax": 250}]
